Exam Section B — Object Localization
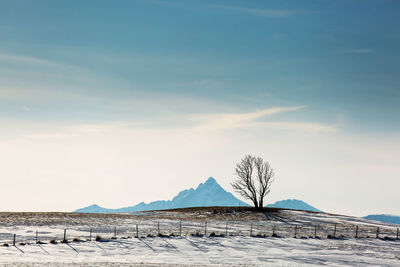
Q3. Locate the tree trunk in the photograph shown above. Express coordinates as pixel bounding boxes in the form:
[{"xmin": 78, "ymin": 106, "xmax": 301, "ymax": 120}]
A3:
[{"xmin": 253, "ymin": 200, "xmax": 258, "ymax": 209}]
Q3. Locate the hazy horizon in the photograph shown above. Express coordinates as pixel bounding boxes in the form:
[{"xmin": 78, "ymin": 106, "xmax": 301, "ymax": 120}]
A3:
[{"xmin": 0, "ymin": 0, "xmax": 399, "ymax": 217}]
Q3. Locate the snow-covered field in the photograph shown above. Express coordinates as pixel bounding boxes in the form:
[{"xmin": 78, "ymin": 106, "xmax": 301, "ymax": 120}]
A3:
[{"xmin": 0, "ymin": 208, "xmax": 399, "ymax": 266}]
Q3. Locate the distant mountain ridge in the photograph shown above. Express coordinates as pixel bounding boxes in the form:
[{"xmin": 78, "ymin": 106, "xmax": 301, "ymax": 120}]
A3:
[
  {"xmin": 362, "ymin": 214, "xmax": 400, "ymax": 225},
  {"xmin": 266, "ymin": 199, "xmax": 322, "ymax": 212},
  {"xmin": 75, "ymin": 177, "xmax": 249, "ymax": 213}
]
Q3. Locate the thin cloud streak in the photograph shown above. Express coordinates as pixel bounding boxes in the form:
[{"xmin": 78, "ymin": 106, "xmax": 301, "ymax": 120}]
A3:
[
  {"xmin": 0, "ymin": 52, "xmax": 64, "ymax": 68},
  {"xmin": 252, "ymin": 122, "xmax": 338, "ymax": 133},
  {"xmin": 213, "ymin": 5, "xmax": 315, "ymax": 17},
  {"xmin": 190, "ymin": 106, "xmax": 305, "ymax": 130},
  {"xmin": 0, "ymin": 87, "xmax": 103, "ymax": 103},
  {"xmin": 188, "ymin": 106, "xmax": 337, "ymax": 133},
  {"xmin": 5, "ymin": 105, "xmax": 337, "ymax": 142},
  {"xmin": 337, "ymin": 49, "xmax": 374, "ymax": 54},
  {"xmin": 0, "ymin": 51, "xmax": 108, "ymax": 86}
]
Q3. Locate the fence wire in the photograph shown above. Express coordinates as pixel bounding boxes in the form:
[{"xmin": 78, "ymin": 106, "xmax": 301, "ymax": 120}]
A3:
[{"xmin": 1, "ymin": 220, "xmax": 399, "ymax": 245}]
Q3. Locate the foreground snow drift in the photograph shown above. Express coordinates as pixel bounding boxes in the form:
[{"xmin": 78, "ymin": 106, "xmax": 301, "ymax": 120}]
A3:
[
  {"xmin": 1, "ymin": 236, "xmax": 400, "ymax": 266},
  {"xmin": 0, "ymin": 208, "xmax": 399, "ymax": 266}
]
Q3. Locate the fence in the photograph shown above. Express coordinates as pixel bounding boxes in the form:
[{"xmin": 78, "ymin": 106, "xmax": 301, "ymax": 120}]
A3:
[{"xmin": 1, "ymin": 220, "xmax": 400, "ymax": 247}]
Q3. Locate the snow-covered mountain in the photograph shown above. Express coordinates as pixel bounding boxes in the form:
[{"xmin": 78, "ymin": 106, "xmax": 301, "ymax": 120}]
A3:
[
  {"xmin": 75, "ymin": 177, "xmax": 249, "ymax": 213},
  {"xmin": 266, "ymin": 199, "xmax": 322, "ymax": 212},
  {"xmin": 363, "ymin": 214, "xmax": 400, "ymax": 225}
]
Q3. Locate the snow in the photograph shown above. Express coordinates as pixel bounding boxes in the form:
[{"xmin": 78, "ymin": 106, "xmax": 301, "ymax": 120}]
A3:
[
  {"xmin": 0, "ymin": 209, "xmax": 399, "ymax": 266},
  {"xmin": 1, "ymin": 235, "xmax": 399, "ymax": 266}
]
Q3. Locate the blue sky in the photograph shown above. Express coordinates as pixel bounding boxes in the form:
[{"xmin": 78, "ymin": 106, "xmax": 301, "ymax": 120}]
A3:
[{"xmin": 0, "ymin": 0, "xmax": 399, "ymax": 215}]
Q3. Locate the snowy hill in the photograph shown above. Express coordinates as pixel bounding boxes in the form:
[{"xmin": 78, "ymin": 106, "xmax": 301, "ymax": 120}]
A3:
[
  {"xmin": 4, "ymin": 209, "xmax": 400, "ymax": 266},
  {"xmin": 75, "ymin": 177, "xmax": 249, "ymax": 213},
  {"xmin": 266, "ymin": 199, "xmax": 322, "ymax": 212},
  {"xmin": 363, "ymin": 214, "xmax": 400, "ymax": 225}
]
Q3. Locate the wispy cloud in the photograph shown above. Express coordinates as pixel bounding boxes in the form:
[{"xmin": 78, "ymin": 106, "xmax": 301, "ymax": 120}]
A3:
[
  {"xmin": 251, "ymin": 121, "xmax": 337, "ymax": 133},
  {"xmin": 0, "ymin": 52, "xmax": 64, "ymax": 68},
  {"xmin": 191, "ymin": 106, "xmax": 305, "ymax": 128},
  {"xmin": 337, "ymin": 49, "xmax": 374, "ymax": 54},
  {"xmin": 0, "ymin": 86, "xmax": 102, "ymax": 103},
  {"xmin": 20, "ymin": 121, "xmax": 143, "ymax": 140},
  {"xmin": 0, "ymin": 51, "xmax": 96, "ymax": 82},
  {"xmin": 0, "ymin": 51, "xmax": 122, "ymax": 93},
  {"xmin": 213, "ymin": 5, "xmax": 315, "ymax": 18},
  {"xmin": 174, "ymin": 79, "xmax": 223, "ymax": 88},
  {"xmin": 12, "ymin": 105, "xmax": 337, "ymax": 142},
  {"xmin": 188, "ymin": 106, "xmax": 337, "ymax": 133}
]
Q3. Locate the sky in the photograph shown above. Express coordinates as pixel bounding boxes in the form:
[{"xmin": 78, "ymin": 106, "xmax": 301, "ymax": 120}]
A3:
[{"xmin": 0, "ymin": 0, "xmax": 399, "ymax": 216}]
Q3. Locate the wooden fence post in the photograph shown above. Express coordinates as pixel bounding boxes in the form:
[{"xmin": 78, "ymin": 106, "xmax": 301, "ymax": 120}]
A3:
[
  {"xmin": 179, "ymin": 221, "xmax": 182, "ymax": 237},
  {"xmin": 397, "ymin": 228, "xmax": 399, "ymax": 240},
  {"xmin": 36, "ymin": 230, "xmax": 38, "ymax": 243},
  {"xmin": 376, "ymin": 227, "xmax": 379, "ymax": 239},
  {"xmin": 294, "ymin": 225, "xmax": 298, "ymax": 238},
  {"xmin": 272, "ymin": 225, "xmax": 276, "ymax": 236},
  {"xmin": 114, "ymin": 226, "xmax": 117, "ymax": 239},
  {"xmin": 63, "ymin": 229, "xmax": 67, "ymax": 242},
  {"xmin": 333, "ymin": 224, "xmax": 337, "ymax": 238},
  {"xmin": 136, "ymin": 224, "xmax": 139, "ymax": 238},
  {"xmin": 225, "ymin": 222, "xmax": 228, "ymax": 236},
  {"xmin": 355, "ymin": 226, "xmax": 358, "ymax": 238},
  {"xmin": 13, "ymin": 234, "xmax": 16, "ymax": 246},
  {"xmin": 204, "ymin": 221, "xmax": 207, "ymax": 236}
]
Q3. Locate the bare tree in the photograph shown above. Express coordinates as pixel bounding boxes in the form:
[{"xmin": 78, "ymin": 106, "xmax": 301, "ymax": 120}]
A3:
[{"xmin": 231, "ymin": 155, "xmax": 274, "ymax": 209}]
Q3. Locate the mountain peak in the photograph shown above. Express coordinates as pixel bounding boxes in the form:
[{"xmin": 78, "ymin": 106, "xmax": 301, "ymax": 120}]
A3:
[
  {"xmin": 75, "ymin": 177, "xmax": 249, "ymax": 213},
  {"xmin": 196, "ymin": 177, "xmax": 220, "ymax": 191},
  {"xmin": 205, "ymin": 177, "xmax": 217, "ymax": 184},
  {"xmin": 74, "ymin": 203, "xmax": 108, "ymax": 213},
  {"xmin": 267, "ymin": 199, "xmax": 321, "ymax": 212}
]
